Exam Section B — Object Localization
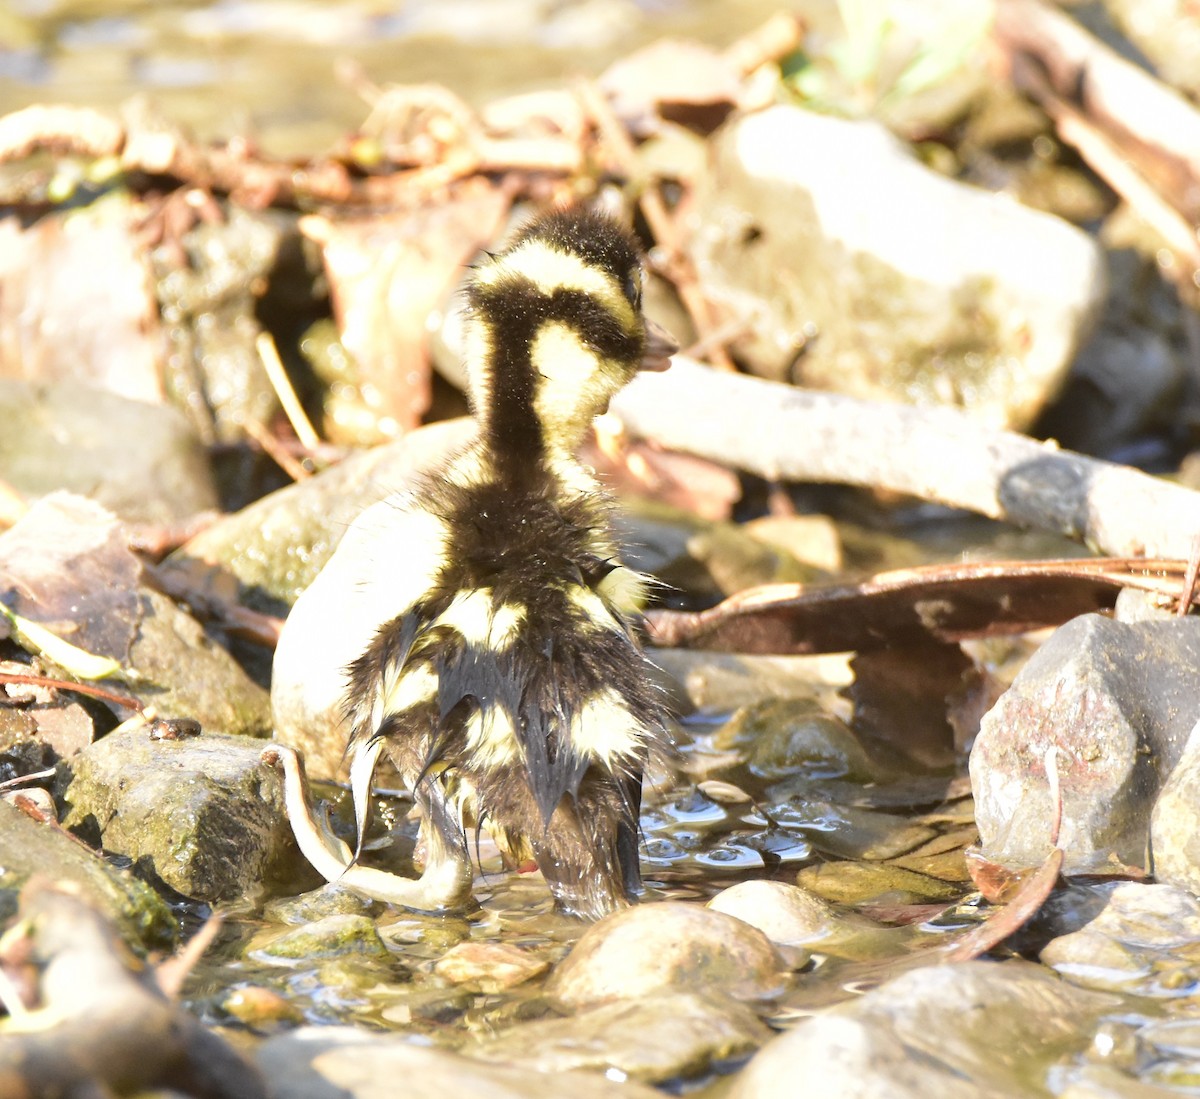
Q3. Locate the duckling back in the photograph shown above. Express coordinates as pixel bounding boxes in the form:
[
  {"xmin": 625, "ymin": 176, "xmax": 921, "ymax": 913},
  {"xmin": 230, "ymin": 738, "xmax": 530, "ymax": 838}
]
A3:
[{"xmin": 342, "ymin": 207, "xmax": 675, "ymax": 918}]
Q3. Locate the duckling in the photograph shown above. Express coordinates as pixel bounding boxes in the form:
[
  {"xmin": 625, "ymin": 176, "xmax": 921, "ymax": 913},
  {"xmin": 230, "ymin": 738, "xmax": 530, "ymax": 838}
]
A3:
[{"xmin": 272, "ymin": 207, "xmax": 676, "ymax": 919}]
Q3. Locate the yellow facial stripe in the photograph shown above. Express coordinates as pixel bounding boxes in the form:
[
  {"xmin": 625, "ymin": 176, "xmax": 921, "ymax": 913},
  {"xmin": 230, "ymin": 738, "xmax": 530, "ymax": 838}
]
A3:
[
  {"xmin": 569, "ymin": 688, "xmax": 645, "ymax": 767},
  {"xmin": 475, "ymin": 240, "xmax": 637, "ymax": 330},
  {"xmin": 433, "ymin": 588, "xmax": 526, "ymax": 650}
]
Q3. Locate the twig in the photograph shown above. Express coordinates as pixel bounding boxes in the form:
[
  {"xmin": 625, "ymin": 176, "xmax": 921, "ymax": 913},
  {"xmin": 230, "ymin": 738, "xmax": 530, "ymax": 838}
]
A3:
[
  {"xmin": 0, "ymin": 769, "xmax": 56, "ymax": 794},
  {"xmin": 1177, "ymin": 535, "xmax": 1200, "ymax": 617},
  {"xmin": 242, "ymin": 417, "xmax": 311, "ymax": 483},
  {"xmin": 256, "ymin": 332, "xmax": 321, "ymax": 452},
  {"xmin": 612, "ymin": 357, "xmax": 1200, "ymax": 559},
  {"xmin": 155, "ymin": 913, "xmax": 224, "ymax": 1001},
  {"xmin": 0, "ymin": 672, "xmax": 144, "ymax": 712}
]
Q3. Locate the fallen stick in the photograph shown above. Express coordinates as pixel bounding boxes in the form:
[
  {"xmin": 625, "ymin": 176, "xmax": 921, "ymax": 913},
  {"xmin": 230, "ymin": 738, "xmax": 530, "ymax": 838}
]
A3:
[{"xmin": 612, "ymin": 357, "xmax": 1200, "ymax": 560}]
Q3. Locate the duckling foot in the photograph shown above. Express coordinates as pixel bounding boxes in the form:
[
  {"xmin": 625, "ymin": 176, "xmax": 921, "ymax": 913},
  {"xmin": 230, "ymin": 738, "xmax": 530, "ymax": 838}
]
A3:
[{"xmin": 261, "ymin": 744, "xmax": 473, "ymax": 912}]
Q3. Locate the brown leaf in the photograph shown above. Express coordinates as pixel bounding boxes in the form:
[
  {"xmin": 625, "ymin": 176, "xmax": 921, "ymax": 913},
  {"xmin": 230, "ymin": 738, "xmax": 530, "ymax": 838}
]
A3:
[
  {"xmin": 0, "ymin": 493, "xmax": 143, "ymax": 663},
  {"xmin": 0, "ymin": 207, "xmax": 162, "ymax": 401},
  {"xmin": 646, "ymin": 558, "xmax": 1185, "ymax": 655},
  {"xmin": 945, "ymin": 847, "xmax": 1063, "ymax": 962},
  {"xmin": 302, "ymin": 180, "xmax": 509, "ymax": 438}
]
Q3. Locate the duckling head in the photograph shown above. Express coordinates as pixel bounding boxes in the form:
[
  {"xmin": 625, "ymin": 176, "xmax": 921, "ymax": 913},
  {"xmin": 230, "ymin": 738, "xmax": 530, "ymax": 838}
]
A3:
[{"xmin": 465, "ymin": 208, "xmax": 675, "ymax": 470}]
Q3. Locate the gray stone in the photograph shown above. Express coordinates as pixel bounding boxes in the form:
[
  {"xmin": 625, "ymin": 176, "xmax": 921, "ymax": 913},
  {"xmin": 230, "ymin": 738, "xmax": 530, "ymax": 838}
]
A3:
[
  {"xmin": 730, "ymin": 961, "xmax": 1115, "ymax": 1099},
  {"xmin": 0, "ymin": 380, "xmax": 217, "ymax": 524},
  {"xmin": 1041, "ymin": 882, "xmax": 1200, "ymax": 996},
  {"xmin": 0, "ymin": 798, "xmax": 175, "ymax": 951},
  {"xmin": 970, "ymin": 613, "xmax": 1200, "ymax": 873},
  {"xmin": 546, "ymin": 900, "xmax": 787, "ymax": 1009},
  {"xmin": 257, "ymin": 1027, "xmax": 664, "ymax": 1099},
  {"xmin": 693, "ymin": 105, "xmax": 1104, "ymax": 430},
  {"xmin": 1150, "ymin": 719, "xmax": 1200, "ymax": 892},
  {"xmin": 61, "ymin": 724, "xmax": 303, "ymax": 903},
  {"xmin": 467, "ymin": 990, "xmax": 770, "ymax": 1083}
]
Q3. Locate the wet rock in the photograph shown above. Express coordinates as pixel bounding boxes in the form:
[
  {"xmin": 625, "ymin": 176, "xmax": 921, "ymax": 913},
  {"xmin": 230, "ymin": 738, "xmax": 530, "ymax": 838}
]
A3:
[
  {"xmin": 434, "ymin": 941, "xmax": 549, "ymax": 992},
  {"xmin": 467, "ymin": 990, "xmax": 770, "ymax": 1084},
  {"xmin": 264, "ymin": 883, "xmax": 381, "ymax": 924},
  {"xmin": 1040, "ymin": 882, "xmax": 1200, "ymax": 997},
  {"xmin": 0, "ymin": 797, "xmax": 175, "ymax": 951},
  {"xmin": 546, "ymin": 901, "xmax": 788, "ymax": 1009},
  {"xmin": 716, "ymin": 698, "xmax": 893, "ymax": 784},
  {"xmin": 61, "ymin": 724, "xmax": 302, "ymax": 903},
  {"xmin": 971, "ymin": 613, "xmax": 1200, "ymax": 874},
  {"xmin": 693, "ymin": 105, "xmax": 1104, "ymax": 430},
  {"xmin": 729, "ymin": 961, "xmax": 1115, "ymax": 1099},
  {"xmin": 1149, "ymin": 719, "xmax": 1200, "ymax": 893},
  {"xmin": 770, "ymin": 798, "xmax": 936, "ymax": 861},
  {"xmin": 257, "ymin": 1027, "xmax": 664, "ymax": 1099},
  {"xmin": 253, "ymin": 914, "xmax": 391, "ymax": 963},
  {"xmin": 707, "ymin": 879, "xmax": 835, "ymax": 945},
  {"xmin": 796, "ymin": 860, "xmax": 962, "ymax": 905},
  {"xmin": 0, "ymin": 380, "xmax": 217, "ymax": 524}
]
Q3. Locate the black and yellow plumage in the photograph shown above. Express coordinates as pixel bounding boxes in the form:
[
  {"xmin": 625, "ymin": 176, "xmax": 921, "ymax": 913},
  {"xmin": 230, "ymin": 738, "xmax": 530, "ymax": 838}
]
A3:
[{"xmin": 286, "ymin": 208, "xmax": 676, "ymax": 919}]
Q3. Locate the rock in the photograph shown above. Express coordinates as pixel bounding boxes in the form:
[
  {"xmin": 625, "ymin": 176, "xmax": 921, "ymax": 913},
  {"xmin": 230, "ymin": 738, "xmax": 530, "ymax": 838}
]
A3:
[
  {"xmin": 715, "ymin": 698, "xmax": 893, "ymax": 784},
  {"xmin": 729, "ymin": 961, "xmax": 1115, "ymax": 1099},
  {"xmin": 0, "ymin": 492, "xmax": 269, "ymax": 738},
  {"xmin": 707, "ymin": 880, "xmax": 835, "ymax": 945},
  {"xmin": 434, "ymin": 942, "xmax": 549, "ymax": 992},
  {"xmin": 252, "ymin": 914, "xmax": 391, "ymax": 963},
  {"xmin": 467, "ymin": 991, "xmax": 771, "ymax": 1084},
  {"xmin": 60, "ymin": 725, "xmax": 303, "ymax": 903},
  {"xmin": 0, "ymin": 380, "xmax": 217, "ymax": 524},
  {"xmin": 1041, "ymin": 882, "xmax": 1200, "ymax": 996},
  {"xmin": 1150, "ymin": 719, "xmax": 1200, "ymax": 892},
  {"xmin": 693, "ymin": 105, "xmax": 1104, "ymax": 430},
  {"xmin": 0, "ymin": 798, "xmax": 175, "ymax": 951},
  {"xmin": 546, "ymin": 901, "xmax": 787, "ymax": 1009},
  {"xmin": 796, "ymin": 860, "xmax": 962, "ymax": 905},
  {"xmin": 257, "ymin": 1027, "xmax": 664, "ymax": 1099},
  {"xmin": 970, "ymin": 613, "xmax": 1200, "ymax": 873},
  {"xmin": 129, "ymin": 588, "xmax": 272, "ymax": 737}
]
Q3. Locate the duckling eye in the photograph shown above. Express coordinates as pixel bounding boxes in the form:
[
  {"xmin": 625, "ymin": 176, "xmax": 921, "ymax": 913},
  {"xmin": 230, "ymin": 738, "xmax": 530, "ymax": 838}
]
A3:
[{"xmin": 622, "ymin": 272, "xmax": 642, "ymax": 310}]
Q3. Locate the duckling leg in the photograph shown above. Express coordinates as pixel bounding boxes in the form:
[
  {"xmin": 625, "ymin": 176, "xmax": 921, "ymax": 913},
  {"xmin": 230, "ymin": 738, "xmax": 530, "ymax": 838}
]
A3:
[{"xmin": 262, "ymin": 745, "xmax": 473, "ymax": 911}]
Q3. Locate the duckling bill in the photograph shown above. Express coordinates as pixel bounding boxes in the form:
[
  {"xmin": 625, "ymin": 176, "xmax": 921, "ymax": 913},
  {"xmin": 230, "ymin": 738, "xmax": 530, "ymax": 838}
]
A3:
[{"xmin": 273, "ymin": 207, "xmax": 676, "ymax": 919}]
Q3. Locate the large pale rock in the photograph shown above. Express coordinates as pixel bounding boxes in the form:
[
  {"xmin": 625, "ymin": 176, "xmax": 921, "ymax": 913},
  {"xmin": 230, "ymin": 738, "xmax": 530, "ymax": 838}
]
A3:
[
  {"xmin": 546, "ymin": 901, "xmax": 788, "ymax": 1008},
  {"xmin": 693, "ymin": 105, "xmax": 1105, "ymax": 429},
  {"xmin": 257, "ymin": 1027, "xmax": 663, "ymax": 1099},
  {"xmin": 730, "ymin": 961, "xmax": 1115, "ymax": 1099},
  {"xmin": 970, "ymin": 613, "xmax": 1200, "ymax": 873},
  {"xmin": 466, "ymin": 991, "xmax": 770, "ymax": 1084}
]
